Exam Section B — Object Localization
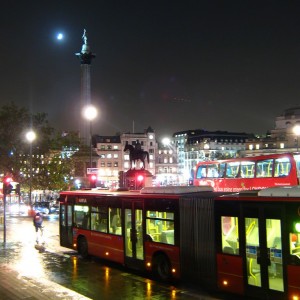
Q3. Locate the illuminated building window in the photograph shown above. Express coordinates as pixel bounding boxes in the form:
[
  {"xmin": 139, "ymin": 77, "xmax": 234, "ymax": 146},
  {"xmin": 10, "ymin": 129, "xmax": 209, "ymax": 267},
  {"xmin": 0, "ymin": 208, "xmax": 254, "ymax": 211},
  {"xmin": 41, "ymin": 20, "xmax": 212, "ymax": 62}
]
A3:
[
  {"xmin": 249, "ymin": 144, "xmax": 253, "ymax": 150},
  {"xmin": 255, "ymin": 144, "xmax": 260, "ymax": 150},
  {"xmin": 124, "ymin": 154, "xmax": 129, "ymax": 161},
  {"xmin": 150, "ymin": 154, "xmax": 154, "ymax": 160},
  {"xmin": 124, "ymin": 162, "xmax": 129, "ymax": 168},
  {"xmin": 169, "ymin": 150, "xmax": 173, "ymax": 154},
  {"xmin": 164, "ymin": 158, "xmax": 168, "ymax": 163},
  {"xmin": 149, "ymin": 162, "xmax": 153, "ymax": 168},
  {"xmin": 280, "ymin": 143, "xmax": 285, "ymax": 149},
  {"xmin": 107, "ymin": 154, "xmax": 112, "ymax": 158},
  {"xmin": 114, "ymin": 162, "xmax": 118, "ymax": 167},
  {"xmin": 169, "ymin": 157, "xmax": 173, "ymax": 163},
  {"xmin": 113, "ymin": 154, "xmax": 118, "ymax": 158},
  {"xmin": 113, "ymin": 145, "xmax": 118, "ymax": 150}
]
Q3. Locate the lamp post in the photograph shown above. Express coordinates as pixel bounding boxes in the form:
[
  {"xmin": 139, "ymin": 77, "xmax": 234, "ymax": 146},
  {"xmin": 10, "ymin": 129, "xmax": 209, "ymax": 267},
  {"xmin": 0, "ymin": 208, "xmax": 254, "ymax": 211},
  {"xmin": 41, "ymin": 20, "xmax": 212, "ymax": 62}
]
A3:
[
  {"xmin": 26, "ymin": 130, "xmax": 36, "ymax": 207},
  {"xmin": 293, "ymin": 125, "xmax": 300, "ymax": 152},
  {"xmin": 82, "ymin": 105, "xmax": 98, "ymax": 168}
]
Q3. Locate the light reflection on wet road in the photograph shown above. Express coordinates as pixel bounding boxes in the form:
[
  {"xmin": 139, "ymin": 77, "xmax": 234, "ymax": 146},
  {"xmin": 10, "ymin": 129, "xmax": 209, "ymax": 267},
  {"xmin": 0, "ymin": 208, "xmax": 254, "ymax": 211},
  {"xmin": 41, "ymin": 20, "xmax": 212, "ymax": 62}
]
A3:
[{"xmin": 0, "ymin": 215, "xmax": 223, "ymax": 300}]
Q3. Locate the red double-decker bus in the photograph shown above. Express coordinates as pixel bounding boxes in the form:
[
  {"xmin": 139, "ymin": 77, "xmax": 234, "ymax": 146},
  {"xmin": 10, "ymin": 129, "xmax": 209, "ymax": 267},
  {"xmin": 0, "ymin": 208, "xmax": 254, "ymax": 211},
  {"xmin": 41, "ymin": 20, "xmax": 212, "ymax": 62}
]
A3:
[
  {"xmin": 59, "ymin": 185, "xmax": 300, "ymax": 299},
  {"xmin": 193, "ymin": 153, "xmax": 300, "ymax": 192}
]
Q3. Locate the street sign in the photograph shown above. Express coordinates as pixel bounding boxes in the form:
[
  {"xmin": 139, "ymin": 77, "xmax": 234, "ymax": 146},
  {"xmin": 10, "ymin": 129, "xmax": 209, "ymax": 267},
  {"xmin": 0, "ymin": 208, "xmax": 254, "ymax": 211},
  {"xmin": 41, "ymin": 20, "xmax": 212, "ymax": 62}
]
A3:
[{"xmin": 87, "ymin": 168, "xmax": 99, "ymax": 174}]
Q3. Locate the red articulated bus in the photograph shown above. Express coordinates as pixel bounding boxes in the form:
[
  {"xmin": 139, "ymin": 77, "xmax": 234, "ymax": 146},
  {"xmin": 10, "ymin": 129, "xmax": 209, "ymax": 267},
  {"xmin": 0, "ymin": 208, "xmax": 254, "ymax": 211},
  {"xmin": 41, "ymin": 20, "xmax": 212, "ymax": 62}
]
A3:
[
  {"xmin": 59, "ymin": 185, "xmax": 300, "ymax": 299},
  {"xmin": 193, "ymin": 153, "xmax": 300, "ymax": 192}
]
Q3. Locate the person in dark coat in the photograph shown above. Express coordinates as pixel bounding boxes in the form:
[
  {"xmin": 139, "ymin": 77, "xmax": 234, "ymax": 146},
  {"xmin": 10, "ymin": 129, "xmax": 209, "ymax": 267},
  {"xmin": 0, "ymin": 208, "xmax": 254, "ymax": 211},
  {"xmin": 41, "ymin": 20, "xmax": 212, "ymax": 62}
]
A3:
[{"xmin": 33, "ymin": 212, "xmax": 44, "ymax": 244}]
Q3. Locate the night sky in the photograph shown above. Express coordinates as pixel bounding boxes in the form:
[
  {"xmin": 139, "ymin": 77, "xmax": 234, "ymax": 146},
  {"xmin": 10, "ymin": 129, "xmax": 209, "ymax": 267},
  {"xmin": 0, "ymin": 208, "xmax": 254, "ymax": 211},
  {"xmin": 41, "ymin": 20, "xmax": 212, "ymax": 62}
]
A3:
[{"xmin": 1, "ymin": 1, "xmax": 300, "ymax": 138}]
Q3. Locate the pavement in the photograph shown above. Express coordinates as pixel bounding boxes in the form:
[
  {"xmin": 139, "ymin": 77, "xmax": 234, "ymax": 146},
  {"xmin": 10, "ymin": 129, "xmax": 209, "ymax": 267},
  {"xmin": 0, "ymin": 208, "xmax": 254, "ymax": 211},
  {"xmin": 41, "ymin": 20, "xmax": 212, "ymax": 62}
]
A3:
[{"xmin": 0, "ymin": 215, "xmax": 91, "ymax": 300}]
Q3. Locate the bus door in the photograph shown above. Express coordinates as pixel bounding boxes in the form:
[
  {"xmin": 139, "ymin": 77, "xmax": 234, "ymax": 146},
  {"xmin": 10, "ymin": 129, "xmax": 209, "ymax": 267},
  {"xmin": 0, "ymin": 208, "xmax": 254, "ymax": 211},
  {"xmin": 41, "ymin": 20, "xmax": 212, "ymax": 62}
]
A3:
[
  {"xmin": 123, "ymin": 200, "xmax": 144, "ymax": 269},
  {"xmin": 60, "ymin": 204, "xmax": 73, "ymax": 248},
  {"xmin": 242, "ymin": 204, "xmax": 285, "ymax": 299}
]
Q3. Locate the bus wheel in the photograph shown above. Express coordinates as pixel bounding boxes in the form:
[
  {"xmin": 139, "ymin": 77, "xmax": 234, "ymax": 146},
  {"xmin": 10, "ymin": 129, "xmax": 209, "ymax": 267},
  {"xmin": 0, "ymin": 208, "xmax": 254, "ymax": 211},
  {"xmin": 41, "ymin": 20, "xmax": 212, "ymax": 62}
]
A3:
[
  {"xmin": 78, "ymin": 237, "xmax": 89, "ymax": 258},
  {"xmin": 153, "ymin": 254, "xmax": 172, "ymax": 281}
]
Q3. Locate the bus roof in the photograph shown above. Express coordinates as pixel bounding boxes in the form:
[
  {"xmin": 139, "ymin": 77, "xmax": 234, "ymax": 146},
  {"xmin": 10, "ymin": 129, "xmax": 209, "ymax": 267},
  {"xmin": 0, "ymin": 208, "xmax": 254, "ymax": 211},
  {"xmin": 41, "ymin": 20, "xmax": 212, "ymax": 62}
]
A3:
[
  {"xmin": 140, "ymin": 186, "xmax": 213, "ymax": 194},
  {"xmin": 59, "ymin": 186, "xmax": 214, "ymax": 198},
  {"xmin": 258, "ymin": 186, "xmax": 300, "ymax": 197}
]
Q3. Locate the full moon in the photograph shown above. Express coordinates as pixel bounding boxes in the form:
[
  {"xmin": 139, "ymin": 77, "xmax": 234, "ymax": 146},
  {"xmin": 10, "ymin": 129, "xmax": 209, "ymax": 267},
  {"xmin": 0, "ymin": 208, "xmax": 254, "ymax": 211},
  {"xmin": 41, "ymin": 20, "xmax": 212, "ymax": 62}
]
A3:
[{"xmin": 57, "ymin": 33, "xmax": 64, "ymax": 40}]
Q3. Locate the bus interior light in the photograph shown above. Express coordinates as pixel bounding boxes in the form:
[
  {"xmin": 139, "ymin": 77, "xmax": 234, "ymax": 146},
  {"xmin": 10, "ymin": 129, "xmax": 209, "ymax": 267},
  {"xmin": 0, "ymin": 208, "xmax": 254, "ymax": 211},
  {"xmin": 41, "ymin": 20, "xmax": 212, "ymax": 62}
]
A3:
[{"xmin": 295, "ymin": 223, "xmax": 300, "ymax": 233}]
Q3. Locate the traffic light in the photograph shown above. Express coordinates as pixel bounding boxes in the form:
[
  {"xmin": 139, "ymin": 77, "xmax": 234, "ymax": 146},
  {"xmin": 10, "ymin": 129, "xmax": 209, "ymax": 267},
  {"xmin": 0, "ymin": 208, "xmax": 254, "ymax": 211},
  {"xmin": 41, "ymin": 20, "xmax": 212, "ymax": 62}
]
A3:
[
  {"xmin": 3, "ymin": 177, "xmax": 13, "ymax": 194},
  {"xmin": 118, "ymin": 171, "xmax": 124, "ymax": 188},
  {"xmin": 16, "ymin": 184, "xmax": 20, "ymax": 195},
  {"xmin": 89, "ymin": 174, "xmax": 97, "ymax": 188},
  {"xmin": 136, "ymin": 174, "xmax": 144, "ymax": 189}
]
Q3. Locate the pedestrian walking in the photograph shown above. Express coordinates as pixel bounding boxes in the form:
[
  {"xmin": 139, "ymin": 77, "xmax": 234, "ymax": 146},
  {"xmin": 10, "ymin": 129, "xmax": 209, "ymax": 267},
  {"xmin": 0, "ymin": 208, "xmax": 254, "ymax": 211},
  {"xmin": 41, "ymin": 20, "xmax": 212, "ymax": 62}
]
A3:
[{"xmin": 33, "ymin": 212, "xmax": 44, "ymax": 244}]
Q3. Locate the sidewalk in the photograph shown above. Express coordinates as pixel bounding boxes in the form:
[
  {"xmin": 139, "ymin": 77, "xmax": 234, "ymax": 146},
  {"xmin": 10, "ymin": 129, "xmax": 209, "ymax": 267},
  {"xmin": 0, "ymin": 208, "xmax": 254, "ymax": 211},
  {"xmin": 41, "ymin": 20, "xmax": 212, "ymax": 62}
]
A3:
[{"xmin": 0, "ymin": 262, "xmax": 90, "ymax": 299}]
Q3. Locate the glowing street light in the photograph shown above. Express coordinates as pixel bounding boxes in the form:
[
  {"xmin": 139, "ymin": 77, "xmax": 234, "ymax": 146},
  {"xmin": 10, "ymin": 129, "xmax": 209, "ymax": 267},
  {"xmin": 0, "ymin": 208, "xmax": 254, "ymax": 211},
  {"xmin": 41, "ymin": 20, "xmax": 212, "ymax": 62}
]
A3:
[
  {"xmin": 293, "ymin": 125, "xmax": 300, "ymax": 152},
  {"xmin": 162, "ymin": 137, "xmax": 171, "ymax": 146},
  {"xmin": 82, "ymin": 105, "xmax": 98, "ymax": 168},
  {"xmin": 26, "ymin": 130, "xmax": 36, "ymax": 207}
]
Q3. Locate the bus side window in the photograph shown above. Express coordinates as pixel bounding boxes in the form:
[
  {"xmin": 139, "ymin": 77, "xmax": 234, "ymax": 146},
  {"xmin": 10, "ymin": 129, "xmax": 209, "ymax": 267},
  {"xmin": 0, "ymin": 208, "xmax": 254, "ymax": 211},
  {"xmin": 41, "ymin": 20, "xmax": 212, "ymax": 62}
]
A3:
[
  {"xmin": 109, "ymin": 208, "xmax": 122, "ymax": 235},
  {"xmin": 219, "ymin": 163, "xmax": 226, "ymax": 178},
  {"xmin": 256, "ymin": 159, "xmax": 273, "ymax": 178},
  {"xmin": 146, "ymin": 211, "xmax": 174, "ymax": 244},
  {"xmin": 74, "ymin": 205, "xmax": 89, "ymax": 229},
  {"xmin": 274, "ymin": 158, "xmax": 291, "ymax": 177},
  {"xmin": 221, "ymin": 216, "xmax": 239, "ymax": 255},
  {"xmin": 196, "ymin": 166, "xmax": 206, "ymax": 178}
]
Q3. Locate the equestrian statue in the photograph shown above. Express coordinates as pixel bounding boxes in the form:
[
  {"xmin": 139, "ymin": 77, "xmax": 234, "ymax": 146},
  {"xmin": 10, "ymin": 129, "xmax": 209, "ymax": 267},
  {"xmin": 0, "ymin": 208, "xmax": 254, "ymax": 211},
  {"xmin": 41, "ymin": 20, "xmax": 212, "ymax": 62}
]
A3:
[{"xmin": 124, "ymin": 141, "xmax": 149, "ymax": 169}]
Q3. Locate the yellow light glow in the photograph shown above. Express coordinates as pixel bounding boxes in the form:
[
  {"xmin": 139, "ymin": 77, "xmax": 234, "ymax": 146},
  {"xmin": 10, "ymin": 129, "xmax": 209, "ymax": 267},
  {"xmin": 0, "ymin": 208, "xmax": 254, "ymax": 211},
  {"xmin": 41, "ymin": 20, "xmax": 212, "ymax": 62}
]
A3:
[
  {"xmin": 172, "ymin": 268, "xmax": 176, "ymax": 273},
  {"xmin": 73, "ymin": 243, "xmax": 77, "ymax": 248},
  {"xmin": 295, "ymin": 223, "xmax": 300, "ymax": 233},
  {"xmin": 105, "ymin": 252, "xmax": 109, "ymax": 256},
  {"xmin": 223, "ymin": 280, "xmax": 228, "ymax": 286},
  {"xmin": 146, "ymin": 262, "xmax": 151, "ymax": 267},
  {"xmin": 292, "ymin": 295, "xmax": 299, "ymax": 300}
]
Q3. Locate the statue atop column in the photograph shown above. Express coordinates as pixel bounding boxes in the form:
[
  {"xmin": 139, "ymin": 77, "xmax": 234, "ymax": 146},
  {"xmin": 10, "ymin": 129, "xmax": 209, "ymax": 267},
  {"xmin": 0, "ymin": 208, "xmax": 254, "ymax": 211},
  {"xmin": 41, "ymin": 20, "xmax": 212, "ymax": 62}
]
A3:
[
  {"xmin": 82, "ymin": 29, "xmax": 88, "ymax": 45},
  {"xmin": 75, "ymin": 29, "xmax": 95, "ymax": 65}
]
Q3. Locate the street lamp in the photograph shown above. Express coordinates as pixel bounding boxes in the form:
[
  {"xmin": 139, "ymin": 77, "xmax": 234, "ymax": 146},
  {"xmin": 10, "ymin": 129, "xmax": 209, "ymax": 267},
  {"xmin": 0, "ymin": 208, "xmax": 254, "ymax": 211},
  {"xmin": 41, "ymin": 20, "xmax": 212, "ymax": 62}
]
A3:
[
  {"xmin": 26, "ymin": 130, "xmax": 36, "ymax": 207},
  {"xmin": 82, "ymin": 105, "xmax": 98, "ymax": 168},
  {"xmin": 293, "ymin": 125, "xmax": 300, "ymax": 152}
]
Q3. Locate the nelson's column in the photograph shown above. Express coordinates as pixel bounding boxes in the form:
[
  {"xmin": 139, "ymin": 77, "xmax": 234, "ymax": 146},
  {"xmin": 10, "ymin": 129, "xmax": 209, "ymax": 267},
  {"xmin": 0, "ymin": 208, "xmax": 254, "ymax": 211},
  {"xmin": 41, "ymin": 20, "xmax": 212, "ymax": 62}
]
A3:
[{"xmin": 75, "ymin": 29, "xmax": 96, "ymax": 146}]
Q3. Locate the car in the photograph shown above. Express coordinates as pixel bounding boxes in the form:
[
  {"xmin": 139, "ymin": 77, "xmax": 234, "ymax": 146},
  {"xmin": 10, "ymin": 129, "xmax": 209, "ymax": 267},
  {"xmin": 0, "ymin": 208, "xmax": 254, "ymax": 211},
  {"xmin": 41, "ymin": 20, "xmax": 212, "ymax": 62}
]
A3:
[
  {"xmin": 32, "ymin": 201, "xmax": 59, "ymax": 215},
  {"xmin": 9, "ymin": 202, "xmax": 29, "ymax": 215}
]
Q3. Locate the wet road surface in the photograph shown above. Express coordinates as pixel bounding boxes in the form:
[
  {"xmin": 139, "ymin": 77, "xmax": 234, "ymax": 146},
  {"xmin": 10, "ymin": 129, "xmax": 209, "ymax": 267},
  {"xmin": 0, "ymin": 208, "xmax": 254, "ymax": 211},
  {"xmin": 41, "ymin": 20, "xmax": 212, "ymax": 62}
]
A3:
[{"xmin": 0, "ymin": 214, "xmax": 226, "ymax": 300}]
